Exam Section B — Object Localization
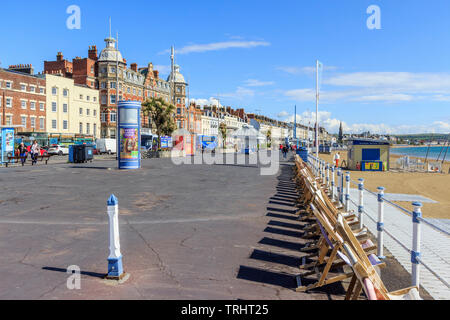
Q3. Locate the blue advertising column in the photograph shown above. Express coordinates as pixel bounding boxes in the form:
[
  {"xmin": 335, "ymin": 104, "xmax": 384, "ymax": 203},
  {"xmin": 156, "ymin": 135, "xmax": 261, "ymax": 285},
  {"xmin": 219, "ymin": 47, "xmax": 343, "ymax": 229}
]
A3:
[
  {"xmin": 1, "ymin": 127, "xmax": 15, "ymax": 164},
  {"xmin": 118, "ymin": 101, "xmax": 141, "ymax": 170}
]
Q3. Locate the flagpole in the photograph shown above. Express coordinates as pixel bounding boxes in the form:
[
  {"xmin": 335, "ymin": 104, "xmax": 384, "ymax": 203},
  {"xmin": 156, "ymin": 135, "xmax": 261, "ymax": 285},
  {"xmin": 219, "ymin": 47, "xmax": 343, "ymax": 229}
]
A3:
[{"xmin": 315, "ymin": 60, "xmax": 319, "ymax": 158}]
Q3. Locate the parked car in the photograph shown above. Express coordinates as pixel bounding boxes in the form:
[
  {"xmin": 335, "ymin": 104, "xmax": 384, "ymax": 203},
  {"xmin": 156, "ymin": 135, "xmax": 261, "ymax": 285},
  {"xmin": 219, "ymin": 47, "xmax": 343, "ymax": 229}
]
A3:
[
  {"xmin": 47, "ymin": 144, "xmax": 69, "ymax": 156},
  {"xmin": 95, "ymin": 139, "xmax": 117, "ymax": 154}
]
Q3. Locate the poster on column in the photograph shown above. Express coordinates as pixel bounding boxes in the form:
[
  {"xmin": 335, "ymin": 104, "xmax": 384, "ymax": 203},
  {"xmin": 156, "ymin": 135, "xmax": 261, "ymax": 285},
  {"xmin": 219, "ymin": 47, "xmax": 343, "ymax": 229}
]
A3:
[{"xmin": 120, "ymin": 128, "xmax": 139, "ymax": 160}]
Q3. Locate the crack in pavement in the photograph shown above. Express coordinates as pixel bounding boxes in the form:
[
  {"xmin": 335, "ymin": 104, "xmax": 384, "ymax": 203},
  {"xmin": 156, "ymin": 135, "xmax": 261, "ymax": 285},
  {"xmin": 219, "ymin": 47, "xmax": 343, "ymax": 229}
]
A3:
[{"xmin": 125, "ymin": 220, "xmax": 182, "ymax": 290}]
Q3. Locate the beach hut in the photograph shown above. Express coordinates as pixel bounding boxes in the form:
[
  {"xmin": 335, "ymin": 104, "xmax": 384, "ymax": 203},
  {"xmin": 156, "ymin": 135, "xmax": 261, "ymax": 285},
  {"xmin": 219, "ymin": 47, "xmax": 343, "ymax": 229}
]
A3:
[{"xmin": 347, "ymin": 139, "xmax": 391, "ymax": 171}]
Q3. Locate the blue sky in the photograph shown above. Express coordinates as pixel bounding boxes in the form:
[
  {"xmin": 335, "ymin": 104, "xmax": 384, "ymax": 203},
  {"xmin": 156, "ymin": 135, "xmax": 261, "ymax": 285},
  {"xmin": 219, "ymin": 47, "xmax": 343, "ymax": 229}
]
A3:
[{"xmin": 1, "ymin": 0, "xmax": 449, "ymax": 134}]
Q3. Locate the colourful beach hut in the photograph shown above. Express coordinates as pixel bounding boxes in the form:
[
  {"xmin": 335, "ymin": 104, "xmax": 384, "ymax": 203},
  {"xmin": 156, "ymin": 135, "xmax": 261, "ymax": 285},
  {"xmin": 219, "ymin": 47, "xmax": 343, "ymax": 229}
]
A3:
[{"xmin": 347, "ymin": 139, "xmax": 391, "ymax": 171}]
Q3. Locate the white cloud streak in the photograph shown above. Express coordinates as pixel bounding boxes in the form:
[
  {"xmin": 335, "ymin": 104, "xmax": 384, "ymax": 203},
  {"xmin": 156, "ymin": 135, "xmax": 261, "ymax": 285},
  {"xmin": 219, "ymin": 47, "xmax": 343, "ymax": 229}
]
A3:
[{"xmin": 162, "ymin": 40, "xmax": 271, "ymax": 55}]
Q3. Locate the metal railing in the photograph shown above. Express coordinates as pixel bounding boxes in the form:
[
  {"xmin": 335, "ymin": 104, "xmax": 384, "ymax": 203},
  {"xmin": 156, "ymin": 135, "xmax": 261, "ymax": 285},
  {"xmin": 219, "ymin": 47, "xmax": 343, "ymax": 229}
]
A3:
[{"xmin": 306, "ymin": 154, "xmax": 450, "ymax": 292}]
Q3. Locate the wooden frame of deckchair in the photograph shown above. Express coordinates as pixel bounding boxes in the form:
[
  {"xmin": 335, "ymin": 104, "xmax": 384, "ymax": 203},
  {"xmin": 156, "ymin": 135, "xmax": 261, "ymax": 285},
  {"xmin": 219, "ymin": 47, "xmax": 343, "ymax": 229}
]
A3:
[
  {"xmin": 296, "ymin": 203, "xmax": 354, "ymax": 292},
  {"xmin": 337, "ymin": 216, "xmax": 418, "ymax": 300}
]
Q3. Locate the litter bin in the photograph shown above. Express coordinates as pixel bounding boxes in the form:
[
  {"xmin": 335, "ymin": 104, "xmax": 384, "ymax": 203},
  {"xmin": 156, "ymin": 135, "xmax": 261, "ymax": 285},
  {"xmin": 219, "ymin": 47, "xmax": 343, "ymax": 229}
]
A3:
[
  {"xmin": 69, "ymin": 145, "xmax": 75, "ymax": 163},
  {"xmin": 72, "ymin": 144, "xmax": 94, "ymax": 163},
  {"xmin": 296, "ymin": 147, "xmax": 308, "ymax": 163}
]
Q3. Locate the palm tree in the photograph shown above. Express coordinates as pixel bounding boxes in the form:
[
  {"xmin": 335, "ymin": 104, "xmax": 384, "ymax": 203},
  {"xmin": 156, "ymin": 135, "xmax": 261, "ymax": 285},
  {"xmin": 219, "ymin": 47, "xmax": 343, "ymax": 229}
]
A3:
[
  {"xmin": 142, "ymin": 97, "xmax": 177, "ymax": 149},
  {"xmin": 266, "ymin": 129, "xmax": 272, "ymax": 148},
  {"xmin": 219, "ymin": 122, "xmax": 227, "ymax": 149}
]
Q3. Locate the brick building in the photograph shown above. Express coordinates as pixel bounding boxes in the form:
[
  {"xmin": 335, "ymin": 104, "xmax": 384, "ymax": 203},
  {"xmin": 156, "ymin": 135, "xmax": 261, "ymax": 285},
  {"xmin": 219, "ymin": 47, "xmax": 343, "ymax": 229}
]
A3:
[{"xmin": 0, "ymin": 66, "xmax": 46, "ymax": 133}]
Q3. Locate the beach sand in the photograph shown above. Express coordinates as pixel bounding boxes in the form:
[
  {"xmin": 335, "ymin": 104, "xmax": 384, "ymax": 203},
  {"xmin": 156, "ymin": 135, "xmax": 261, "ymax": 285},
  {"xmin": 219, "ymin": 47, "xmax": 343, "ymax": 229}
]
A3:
[{"xmin": 317, "ymin": 151, "xmax": 450, "ymax": 219}]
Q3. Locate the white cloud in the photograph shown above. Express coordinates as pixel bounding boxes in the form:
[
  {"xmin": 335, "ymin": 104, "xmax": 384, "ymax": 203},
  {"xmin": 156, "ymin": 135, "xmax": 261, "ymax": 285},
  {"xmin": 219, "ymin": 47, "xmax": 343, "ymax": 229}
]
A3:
[
  {"xmin": 153, "ymin": 65, "xmax": 170, "ymax": 76},
  {"xmin": 277, "ymin": 65, "xmax": 338, "ymax": 75},
  {"xmin": 191, "ymin": 97, "xmax": 222, "ymax": 108},
  {"xmin": 282, "ymin": 110, "xmax": 450, "ymax": 135},
  {"xmin": 161, "ymin": 40, "xmax": 270, "ymax": 55},
  {"xmin": 277, "ymin": 111, "xmax": 289, "ymax": 118},
  {"xmin": 244, "ymin": 79, "xmax": 275, "ymax": 87}
]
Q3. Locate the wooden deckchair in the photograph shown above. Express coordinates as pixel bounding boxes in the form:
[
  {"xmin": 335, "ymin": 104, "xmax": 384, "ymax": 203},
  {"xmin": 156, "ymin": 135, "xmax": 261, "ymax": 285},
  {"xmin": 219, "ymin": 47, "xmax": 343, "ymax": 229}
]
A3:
[{"xmin": 337, "ymin": 215, "xmax": 421, "ymax": 300}]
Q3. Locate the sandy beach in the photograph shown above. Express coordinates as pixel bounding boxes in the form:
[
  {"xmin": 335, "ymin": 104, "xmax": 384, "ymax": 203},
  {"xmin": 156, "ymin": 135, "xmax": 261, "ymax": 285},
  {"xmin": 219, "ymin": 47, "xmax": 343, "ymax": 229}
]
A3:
[{"xmin": 318, "ymin": 151, "xmax": 450, "ymax": 219}]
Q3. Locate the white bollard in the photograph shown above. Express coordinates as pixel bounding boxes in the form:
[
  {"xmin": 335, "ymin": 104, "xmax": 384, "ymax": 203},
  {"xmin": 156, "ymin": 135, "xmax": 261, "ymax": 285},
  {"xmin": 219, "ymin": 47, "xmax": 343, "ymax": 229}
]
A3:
[
  {"xmin": 358, "ymin": 178, "xmax": 365, "ymax": 229},
  {"xmin": 107, "ymin": 194, "xmax": 124, "ymax": 279},
  {"xmin": 377, "ymin": 187, "xmax": 386, "ymax": 259},
  {"xmin": 345, "ymin": 172, "xmax": 350, "ymax": 212},
  {"xmin": 331, "ymin": 166, "xmax": 335, "ymax": 201},
  {"xmin": 411, "ymin": 202, "xmax": 422, "ymax": 288}
]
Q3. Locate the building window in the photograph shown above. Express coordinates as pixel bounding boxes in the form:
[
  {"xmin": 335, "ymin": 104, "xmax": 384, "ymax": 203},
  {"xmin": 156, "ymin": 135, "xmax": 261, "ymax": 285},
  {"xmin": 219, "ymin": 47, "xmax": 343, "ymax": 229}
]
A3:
[
  {"xmin": 101, "ymin": 113, "xmax": 107, "ymax": 122},
  {"xmin": 21, "ymin": 100, "xmax": 27, "ymax": 109},
  {"xmin": 110, "ymin": 95, "xmax": 116, "ymax": 104},
  {"xmin": 177, "ymin": 108, "xmax": 181, "ymax": 114},
  {"xmin": 30, "ymin": 86, "xmax": 36, "ymax": 93},
  {"xmin": 63, "ymin": 120, "xmax": 68, "ymax": 130},
  {"xmin": 21, "ymin": 84, "xmax": 27, "ymax": 91},
  {"xmin": 94, "ymin": 124, "xmax": 97, "ymax": 137},
  {"xmin": 87, "ymin": 96, "xmax": 90, "ymax": 101},
  {"xmin": 101, "ymin": 95, "xmax": 107, "ymax": 105},
  {"xmin": 39, "ymin": 88, "xmax": 44, "ymax": 94},
  {"xmin": 6, "ymin": 98, "xmax": 12, "ymax": 108},
  {"xmin": 86, "ymin": 123, "xmax": 90, "ymax": 134},
  {"xmin": 6, "ymin": 115, "xmax": 12, "ymax": 126},
  {"xmin": 101, "ymin": 82, "xmax": 107, "ymax": 89},
  {"xmin": 110, "ymin": 82, "xmax": 116, "ymax": 89},
  {"xmin": 63, "ymin": 89, "xmax": 69, "ymax": 97},
  {"xmin": 40, "ymin": 103, "xmax": 45, "ymax": 111},
  {"xmin": 30, "ymin": 101, "xmax": 36, "ymax": 110},
  {"xmin": 21, "ymin": 116, "xmax": 27, "ymax": 128},
  {"xmin": 79, "ymin": 108, "xmax": 83, "ymax": 115},
  {"xmin": 86, "ymin": 109, "xmax": 90, "ymax": 116},
  {"xmin": 110, "ymin": 129, "xmax": 116, "ymax": 139},
  {"xmin": 6, "ymin": 82, "xmax": 12, "ymax": 89},
  {"xmin": 94, "ymin": 110, "xmax": 97, "ymax": 117},
  {"xmin": 79, "ymin": 123, "xmax": 83, "ymax": 134},
  {"xmin": 93, "ymin": 97, "xmax": 97, "ymax": 102},
  {"xmin": 63, "ymin": 104, "xmax": 68, "ymax": 113},
  {"xmin": 110, "ymin": 112, "xmax": 117, "ymax": 123},
  {"xmin": 133, "ymin": 88, "xmax": 136, "ymax": 95},
  {"xmin": 52, "ymin": 87, "xmax": 57, "ymax": 95},
  {"xmin": 52, "ymin": 102, "xmax": 57, "ymax": 112},
  {"xmin": 40, "ymin": 118, "xmax": 45, "ymax": 130},
  {"xmin": 30, "ymin": 117, "xmax": 36, "ymax": 129},
  {"xmin": 52, "ymin": 120, "xmax": 57, "ymax": 129}
]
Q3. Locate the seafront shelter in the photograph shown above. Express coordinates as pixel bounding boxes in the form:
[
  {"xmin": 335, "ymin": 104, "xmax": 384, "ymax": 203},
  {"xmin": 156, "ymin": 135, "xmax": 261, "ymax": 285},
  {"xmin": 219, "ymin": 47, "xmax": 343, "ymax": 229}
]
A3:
[{"xmin": 347, "ymin": 138, "xmax": 391, "ymax": 171}]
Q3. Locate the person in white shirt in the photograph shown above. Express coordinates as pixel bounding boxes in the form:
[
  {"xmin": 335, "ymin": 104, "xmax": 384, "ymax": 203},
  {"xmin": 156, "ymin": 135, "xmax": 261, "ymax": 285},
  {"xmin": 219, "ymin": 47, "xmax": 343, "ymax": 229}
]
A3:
[
  {"xmin": 334, "ymin": 152, "xmax": 341, "ymax": 167},
  {"xmin": 31, "ymin": 140, "xmax": 40, "ymax": 165}
]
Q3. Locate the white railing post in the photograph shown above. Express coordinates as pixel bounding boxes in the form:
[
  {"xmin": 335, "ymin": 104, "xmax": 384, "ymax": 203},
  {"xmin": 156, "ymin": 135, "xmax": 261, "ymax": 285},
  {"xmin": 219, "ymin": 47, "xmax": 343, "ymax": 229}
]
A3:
[
  {"xmin": 107, "ymin": 194, "xmax": 124, "ymax": 279},
  {"xmin": 336, "ymin": 168, "xmax": 342, "ymax": 205},
  {"xmin": 411, "ymin": 202, "xmax": 422, "ymax": 288},
  {"xmin": 345, "ymin": 172, "xmax": 350, "ymax": 212},
  {"xmin": 339, "ymin": 168, "xmax": 344, "ymax": 204},
  {"xmin": 358, "ymin": 178, "xmax": 365, "ymax": 229},
  {"xmin": 326, "ymin": 163, "xmax": 330, "ymax": 190},
  {"xmin": 377, "ymin": 187, "xmax": 386, "ymax": 259},
  {"xmin": 331, "ymin": 165, "xmax": 335, "ymax": 201}
]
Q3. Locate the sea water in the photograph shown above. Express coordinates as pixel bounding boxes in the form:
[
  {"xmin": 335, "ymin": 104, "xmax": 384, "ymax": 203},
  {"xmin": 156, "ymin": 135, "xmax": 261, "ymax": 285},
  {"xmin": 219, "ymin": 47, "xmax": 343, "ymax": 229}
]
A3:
[{"xmin": 391, "ymin": 146, "xmax": 450, "ymax": 161}]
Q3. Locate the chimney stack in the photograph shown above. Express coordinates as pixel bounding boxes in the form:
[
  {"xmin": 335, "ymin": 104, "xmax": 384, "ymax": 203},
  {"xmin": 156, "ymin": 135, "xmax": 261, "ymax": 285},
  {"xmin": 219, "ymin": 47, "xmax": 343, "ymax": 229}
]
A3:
[
  {"xmin": 88, "ymin": 45, "xmax": 98, "ymax": 60},
  {"xmin": 131, "ymin": 63, "xmax": 138, "ymax": 72}
]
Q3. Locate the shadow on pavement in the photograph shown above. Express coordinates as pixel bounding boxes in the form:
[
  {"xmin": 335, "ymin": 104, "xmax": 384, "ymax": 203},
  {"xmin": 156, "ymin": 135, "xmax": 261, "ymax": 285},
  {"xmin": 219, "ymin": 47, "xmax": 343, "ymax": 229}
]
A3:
[{"xmin": 42, "ymin": 266, "xmax": 106, "ymax": 279}]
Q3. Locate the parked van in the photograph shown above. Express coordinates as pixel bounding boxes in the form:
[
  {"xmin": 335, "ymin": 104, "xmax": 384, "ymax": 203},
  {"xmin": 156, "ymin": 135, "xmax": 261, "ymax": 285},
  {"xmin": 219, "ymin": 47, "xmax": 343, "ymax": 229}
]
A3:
[{"xmin": 95, "ymin": 139, "xmax": 117, "ymax": 154}]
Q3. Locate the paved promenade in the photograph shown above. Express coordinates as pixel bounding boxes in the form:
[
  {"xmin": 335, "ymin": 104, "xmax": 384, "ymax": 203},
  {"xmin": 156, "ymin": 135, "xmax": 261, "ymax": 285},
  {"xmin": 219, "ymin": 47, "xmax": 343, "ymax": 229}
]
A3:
[
  {"xmin": 347, "ymin": 188, "xmax": 450, "ymax": 299},
  {"xmin": 0, "ymin": 154, "xmax": 429, "ymax": 299}
]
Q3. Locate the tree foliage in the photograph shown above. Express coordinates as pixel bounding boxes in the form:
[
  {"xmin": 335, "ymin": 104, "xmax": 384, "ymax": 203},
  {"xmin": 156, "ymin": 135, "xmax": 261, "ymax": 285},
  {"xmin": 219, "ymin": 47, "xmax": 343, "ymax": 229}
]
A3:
[{"xmin": 142, "ymin": 97, "xmax": 177, "ymax": 149}]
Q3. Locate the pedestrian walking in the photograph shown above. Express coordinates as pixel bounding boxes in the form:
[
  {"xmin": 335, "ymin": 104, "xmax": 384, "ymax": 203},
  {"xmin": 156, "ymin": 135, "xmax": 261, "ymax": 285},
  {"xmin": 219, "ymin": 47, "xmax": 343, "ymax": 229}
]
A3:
[
  {"xmin": 17, "ymin": 142, "xmax": 27, "ymax": 166},
  {"xmin": 31, "ymin": 140, "xmax": 40, "ymax": 165},
  {"xmin": 334, "ymin": 152, "xmax": 341, "ymax": 167},
  {"xmin": 282, "ymin": 145, "xmax": 288, "ymax": 159}
]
